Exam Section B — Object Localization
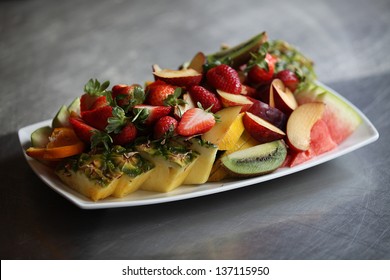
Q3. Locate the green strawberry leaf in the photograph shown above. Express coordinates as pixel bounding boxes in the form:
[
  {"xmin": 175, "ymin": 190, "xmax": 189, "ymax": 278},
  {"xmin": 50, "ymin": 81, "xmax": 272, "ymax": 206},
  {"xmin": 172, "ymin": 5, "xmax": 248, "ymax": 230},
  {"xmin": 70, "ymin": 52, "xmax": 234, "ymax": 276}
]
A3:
[
  {"xmin": 106, "ymin": 106, "xmax": 128, "ymax": 134},
  {"xmin": 90, "ymin": 130, "xmax": 113, "ymax": 152},
  {"xmin": 84, "ymin": 78, "xmax": 110, "ymax": 96}
]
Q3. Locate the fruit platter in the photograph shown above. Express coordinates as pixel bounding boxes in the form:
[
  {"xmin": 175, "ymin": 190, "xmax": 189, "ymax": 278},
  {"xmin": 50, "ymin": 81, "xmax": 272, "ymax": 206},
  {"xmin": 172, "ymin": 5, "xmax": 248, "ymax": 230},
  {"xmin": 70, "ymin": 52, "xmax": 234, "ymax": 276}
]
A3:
[{"xmin": 19, "ymin": 32, "xmax": 379, "ymax": 209}]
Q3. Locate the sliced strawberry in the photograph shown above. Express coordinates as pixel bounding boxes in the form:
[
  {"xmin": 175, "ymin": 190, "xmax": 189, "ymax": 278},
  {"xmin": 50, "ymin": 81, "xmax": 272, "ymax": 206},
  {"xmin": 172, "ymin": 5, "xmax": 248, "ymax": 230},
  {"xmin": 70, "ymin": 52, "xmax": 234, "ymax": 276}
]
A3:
[
  {"xmin": 80, "ymin": 79, "xmax": 110, "ymax": 112},
  {"xmin": 80, "ymin": 93, "xmax": 97, "ymax": 112},
  {"xmin": 153, "ymin": 116, "xmax": 178, "ymax": 139},
  {"xmin": 69, "ymin": 117, "xmax": 97, "ymax": 143},
  {"xmin": 111, "ymin": 122, "xmax": 138, "ymax": 146},
  {"xmin": 177, "ymin": 108, "xmax": 216, "ymax": 137},
  {"xmin": 133, "ymin": 105, "xmax": 172, "ymax": 126},
  {"xmin": 90, "ymin": 95, "xmax": 108, "ymax": 110},
  {"xmin": 206, "ymin": 64, "xmax": 242, "ymax": 94},
  {"xmin": 275, "ymin": 69, "xmax": 300, "ymax": 92},
  {"xmin": 81, "ymin": 105, "xmax": 113, "ymax": 131},
  {"xmin": 145, "ymin": 80, "xmax": 177, "ymax": 106},
  {"xmin": 188, "ymin": 85, "xmax": 222, "ymax": 113}
]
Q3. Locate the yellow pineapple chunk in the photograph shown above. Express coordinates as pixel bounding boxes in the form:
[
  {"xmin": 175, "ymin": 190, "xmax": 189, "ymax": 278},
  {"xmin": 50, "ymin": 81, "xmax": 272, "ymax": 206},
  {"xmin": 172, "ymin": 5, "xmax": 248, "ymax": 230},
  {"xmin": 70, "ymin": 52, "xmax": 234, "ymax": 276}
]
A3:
[
  {"xmin": 201, "ymin": 106, "xmax": 243, "ymax": 149},
  {"xmin": 112, "ymin": 169, "xmax": 154, "ymax": 198},
  {"xmin": 183, "ymin": 140, "xmax": 218, "ymax": 185},
  {"xmin": 135, "ymin": 141, "xmax": 198, "ymax": 192},
  {"xmin": 217, "ymin": 112, "xmax": 245, "ymax": 150},
  {"xmin": 140, "ymin": 157, "xmax": 197, "ymax": 192},
  {"xmin": 57, "ymin": 169, "xmax": 119, "ymax": 201}
]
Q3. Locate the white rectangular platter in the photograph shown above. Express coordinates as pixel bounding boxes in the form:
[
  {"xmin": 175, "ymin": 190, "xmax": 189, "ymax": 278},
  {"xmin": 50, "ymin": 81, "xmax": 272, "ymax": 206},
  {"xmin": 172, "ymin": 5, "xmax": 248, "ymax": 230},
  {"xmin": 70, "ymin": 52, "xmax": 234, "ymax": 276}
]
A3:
[{"xmin": 18, "ymin": 84, "xmax": 379, "ymax": 209}]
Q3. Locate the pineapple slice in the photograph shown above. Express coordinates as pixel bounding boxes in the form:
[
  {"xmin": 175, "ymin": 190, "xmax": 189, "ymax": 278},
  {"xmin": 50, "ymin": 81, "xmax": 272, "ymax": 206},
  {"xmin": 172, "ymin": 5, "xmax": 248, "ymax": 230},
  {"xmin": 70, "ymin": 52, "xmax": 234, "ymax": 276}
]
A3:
[
  {"xmin": 56, "ymin": 147, "xmax": 154, "ymax": 201},
  {"xmin": 135, "ymin": 141, "xmax": 198, "ymax": 192},
  {"xmin": 183, "ymin": 139, "xmax": 218, "ymax": 185},
  {"xmin": 201, "ymin": 106, "xmax": 243, "ymax": 150},
  {"xmin": 110, "ymin": 150, "xmax": 154, "ymax": 198},
  {"xmin": 56, "ymin": 153, "xmax": 122, "ymax": 201}
]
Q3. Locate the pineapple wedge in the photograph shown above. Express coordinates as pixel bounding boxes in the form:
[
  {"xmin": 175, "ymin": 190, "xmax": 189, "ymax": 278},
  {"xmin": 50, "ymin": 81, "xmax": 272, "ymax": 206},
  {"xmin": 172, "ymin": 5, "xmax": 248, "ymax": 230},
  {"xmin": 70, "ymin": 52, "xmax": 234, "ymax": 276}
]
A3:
[
  {"xmin": 201, "ymin": 106, "xmax": 243, "ymax": 150},
  {"xmin": 183, "ymin": 139, "xmax": 218, "ymax": 185},
  {"xmin": 135, "ymin": 141, "xmax": 198, "ymax": 192},
  {"xmin": 56, "ymin": 147, "xmax": 154, "ymax": 201},
  {"xmin": 56, "ymin": 153, "xmax": 121, "ymax": 201},
  {"xmin": 110, "ymin": 150, "xmax": 154, "ymax": 198}
]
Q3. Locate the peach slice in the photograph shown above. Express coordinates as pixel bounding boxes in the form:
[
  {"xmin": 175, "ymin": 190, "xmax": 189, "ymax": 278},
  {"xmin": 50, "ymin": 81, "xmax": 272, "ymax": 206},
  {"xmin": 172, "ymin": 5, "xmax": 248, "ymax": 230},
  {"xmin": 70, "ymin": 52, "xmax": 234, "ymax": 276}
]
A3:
[
  {"xmin": 243, "ymin": 112, "xmax": 285, "ymax": 144},
  {"xmin": 188, "ymin": 52, "xmax": 206, "ymax": 73},
  {"xmin": 270, "ymin": 78, "xmax": 298, "ymax": 115},
  {"xmin": 217, "ymin": 89, "xmax": 254, "ymax": 112},
  {"xmin": 286, "ymin": 102, "xmax": 325, "ymax": 151},
  {"xmin": 153, "ymin": 65, "xmax": 202, "ymax": 88}
]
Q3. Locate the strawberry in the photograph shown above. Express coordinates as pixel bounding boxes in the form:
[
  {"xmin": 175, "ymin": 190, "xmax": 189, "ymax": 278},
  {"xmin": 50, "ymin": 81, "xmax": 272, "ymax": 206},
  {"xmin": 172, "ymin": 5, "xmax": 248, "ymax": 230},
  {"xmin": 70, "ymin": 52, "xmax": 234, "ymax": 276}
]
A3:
[
  {"xmin": 177, "ymin": 107, "xmax": 216, "ymax": 137},
  {"xmin": 80, "ymin": 79, "xmax": 110, "ymax": 112},
  {"xmin": 188, "ymin": 85, "xmax": 222, "ymax": 113},
  {"xmin": 69, "ymin": 117, "xmax": 97, "ymax": 143},
  {"xmin": 111, "ymin": 84, "xmax": 144, "ymax": 109},
  {"xmin": 89, "ymin": 95, "xmax": 108, "ymax": 110},
  {"xmin": 145, "ymin": 80, "xmax": 177, "ymax": 106},
  {"xmin": 153, "ymin": 116, "xmax": 178, "ymax": 139},
  {"xmin": 275, "ymin": 69, "xmax": 300, "ymax": 92},
  {"xmin": 247, "ymin": 53, "xmax": 275, "ymax": 85},
  {"xmin": 80, "ymin": 94, "xmax": 97, "ymax": 112},
  {"xmin": 111, "ymin": 122, "xmax": 138, "ymax": 146},
  {"xmin": 133, "ymin": 105, "xmax": 172, "ymax": 126},
  {"xmin": 81, "ymin": 105, "xmax": 113, "ymax": 131},
  {"xmin": 206, "ymin": 64, "xmax": 242, "ymax": 94}
]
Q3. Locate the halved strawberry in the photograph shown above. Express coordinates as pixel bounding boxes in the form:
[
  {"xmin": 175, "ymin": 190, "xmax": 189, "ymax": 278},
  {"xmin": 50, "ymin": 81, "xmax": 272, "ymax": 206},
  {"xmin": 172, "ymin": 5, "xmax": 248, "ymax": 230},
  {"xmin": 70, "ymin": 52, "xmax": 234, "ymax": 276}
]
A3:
[
  {"xmin": 81, "ymin": 105, "xmax": 113, "ymax": 131},
  {"xmin": 177, "ymin": 107, "xmax": 216, "ymax": 137},
  {"xmin": 188, "ymin": 85, "xmax": 222, "ymax": 113},
  {"xmin": 80, "ymin": 78, "xmax": 110, "ymax": 112},
  {"xmin": 206, "ymin": 64, "xmax": 242, "ymax": 94},
  {"xmin": 111, "ymin": 122, "xmax": 138, "ymax": 146},
  {"xmin": 133, "ymin": 105, "xmax": 172, "ymax": 126},
  {"xmin": 80, "ymin": 94, "xmax": 97, "ymax": 112},
  {"xmin": 89, "ymin": 95, "xmax": 108, "ymax": 110},
  {"xmin": 69, "ymin": 117, "xmax": 98, "ymax": 143},
  {"xmin": 153, "ymin": 116, "xmax": 178, "ymax": 139},
  {"xmin": 145, "ymin": 80, "xmax": 177, "ymax": 106}
]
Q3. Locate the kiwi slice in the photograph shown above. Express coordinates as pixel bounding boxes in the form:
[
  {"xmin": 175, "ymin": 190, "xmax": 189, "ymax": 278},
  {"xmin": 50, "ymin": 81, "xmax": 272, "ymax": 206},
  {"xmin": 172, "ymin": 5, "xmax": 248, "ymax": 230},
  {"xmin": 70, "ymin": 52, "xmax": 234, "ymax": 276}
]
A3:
[{"xmin": 221, "ymin": 140, "xmax": 287, "ymax": 177}]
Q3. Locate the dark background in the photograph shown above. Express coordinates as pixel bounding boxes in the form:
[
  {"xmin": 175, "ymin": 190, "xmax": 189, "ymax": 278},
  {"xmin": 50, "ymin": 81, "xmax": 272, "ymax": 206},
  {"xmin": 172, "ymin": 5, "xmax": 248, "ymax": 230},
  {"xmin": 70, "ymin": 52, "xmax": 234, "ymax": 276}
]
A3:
[{"xmin": 1, "ymin": 0, "xmax": 389, "ymax": 259}]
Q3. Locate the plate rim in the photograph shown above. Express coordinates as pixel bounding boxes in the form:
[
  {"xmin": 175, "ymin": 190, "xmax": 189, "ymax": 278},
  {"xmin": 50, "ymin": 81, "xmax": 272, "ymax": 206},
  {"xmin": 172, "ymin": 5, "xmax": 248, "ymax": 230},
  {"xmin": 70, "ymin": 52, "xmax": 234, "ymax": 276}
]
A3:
[{"xmin": 18, "ymin": 83, "xmax": 379, "ymax": 209}]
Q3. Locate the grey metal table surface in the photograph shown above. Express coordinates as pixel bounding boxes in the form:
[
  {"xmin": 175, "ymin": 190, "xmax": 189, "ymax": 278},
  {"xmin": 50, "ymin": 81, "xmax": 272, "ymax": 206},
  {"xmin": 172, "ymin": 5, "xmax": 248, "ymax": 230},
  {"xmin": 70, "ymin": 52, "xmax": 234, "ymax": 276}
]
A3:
[{"xmin": 1, "ymin": 0, "xmax": 389, "ymax": 260}]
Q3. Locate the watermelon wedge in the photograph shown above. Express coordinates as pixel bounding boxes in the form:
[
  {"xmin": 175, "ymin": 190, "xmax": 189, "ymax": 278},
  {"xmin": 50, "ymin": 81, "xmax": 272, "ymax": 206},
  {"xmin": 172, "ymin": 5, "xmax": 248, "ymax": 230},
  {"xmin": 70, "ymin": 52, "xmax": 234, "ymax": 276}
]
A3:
[
  {"xmin": 287, "ymin": 119, "xmax": 337, "ymax": 167},
  {"xmin": 294, "ymin": 83, "xmax": 362, "ymax": 144}
]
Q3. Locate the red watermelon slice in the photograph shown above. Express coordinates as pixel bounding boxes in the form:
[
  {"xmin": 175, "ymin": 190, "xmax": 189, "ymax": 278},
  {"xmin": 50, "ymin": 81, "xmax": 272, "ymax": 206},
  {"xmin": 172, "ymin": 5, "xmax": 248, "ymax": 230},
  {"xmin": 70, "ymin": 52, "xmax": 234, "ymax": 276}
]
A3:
[
  {"xmin": 287, "ymin": 119, "xmax": 337, "ymax": 167},
  {"xmin": 294, "ymin": 83, "xmax": 362, "ymax": 144}
]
